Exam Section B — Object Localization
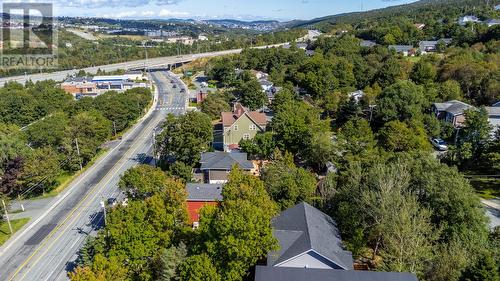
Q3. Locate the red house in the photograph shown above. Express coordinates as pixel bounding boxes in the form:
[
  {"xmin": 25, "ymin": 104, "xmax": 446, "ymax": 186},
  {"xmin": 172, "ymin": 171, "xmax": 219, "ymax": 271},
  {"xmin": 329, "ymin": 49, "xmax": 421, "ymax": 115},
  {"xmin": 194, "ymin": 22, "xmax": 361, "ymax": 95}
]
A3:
[{"xmin": 186, "ymin": 183, "xmax": 223, "ymax": 226}]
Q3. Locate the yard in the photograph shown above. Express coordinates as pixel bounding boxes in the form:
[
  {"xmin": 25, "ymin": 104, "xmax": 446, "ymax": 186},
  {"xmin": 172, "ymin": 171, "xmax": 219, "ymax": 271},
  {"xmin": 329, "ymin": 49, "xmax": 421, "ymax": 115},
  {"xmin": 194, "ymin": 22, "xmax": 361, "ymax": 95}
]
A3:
[{"xmin": 469, "ymin": 177, "xmax": 500, "ymax": 199}]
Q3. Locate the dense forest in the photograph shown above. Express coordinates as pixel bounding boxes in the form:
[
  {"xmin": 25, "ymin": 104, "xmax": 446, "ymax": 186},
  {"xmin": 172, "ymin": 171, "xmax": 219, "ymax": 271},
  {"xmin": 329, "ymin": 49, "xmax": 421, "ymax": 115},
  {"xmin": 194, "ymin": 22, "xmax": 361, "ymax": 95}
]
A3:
[{"xmin": 70, "ymin": 1, "xmax": 499, "ymax": 281}]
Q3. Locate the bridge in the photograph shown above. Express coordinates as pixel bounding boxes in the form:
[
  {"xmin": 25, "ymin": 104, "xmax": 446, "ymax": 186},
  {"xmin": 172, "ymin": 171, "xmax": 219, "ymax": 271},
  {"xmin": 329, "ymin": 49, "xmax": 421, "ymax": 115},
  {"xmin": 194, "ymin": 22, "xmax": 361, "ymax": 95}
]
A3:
[{"xmin": 0, "ymin": 44, "xmax": 286, "ymax": 86}]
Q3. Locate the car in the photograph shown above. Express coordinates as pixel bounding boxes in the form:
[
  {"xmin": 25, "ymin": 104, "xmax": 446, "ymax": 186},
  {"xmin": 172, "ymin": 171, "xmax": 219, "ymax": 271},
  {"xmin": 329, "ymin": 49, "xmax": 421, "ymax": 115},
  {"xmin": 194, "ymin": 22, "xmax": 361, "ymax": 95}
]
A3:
[
  {"xmin": 430, "ymin": 138, "xmax": 448, "ymax": 151},
  {"xmin": 173, "ymin": 84, "xmax": 177, "ymax": 88},
  {"xmin": 170, "ymin": 80, "xmax": 175, "ymax": 83},
  {"xmin": 180, "ymin": 89, "xmax": 185, "ymax": 93},
  {"xmin": 107, "ymin": 198, "xmax": 118, "ymax": 207}
]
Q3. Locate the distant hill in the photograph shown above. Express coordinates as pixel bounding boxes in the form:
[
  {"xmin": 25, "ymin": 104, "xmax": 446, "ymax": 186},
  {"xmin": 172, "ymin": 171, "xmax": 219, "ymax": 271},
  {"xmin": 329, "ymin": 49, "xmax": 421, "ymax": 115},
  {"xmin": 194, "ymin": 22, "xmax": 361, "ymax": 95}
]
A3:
[{"xmin": 286, "ymin": 0, "xmax": 494, "ymax": 28}]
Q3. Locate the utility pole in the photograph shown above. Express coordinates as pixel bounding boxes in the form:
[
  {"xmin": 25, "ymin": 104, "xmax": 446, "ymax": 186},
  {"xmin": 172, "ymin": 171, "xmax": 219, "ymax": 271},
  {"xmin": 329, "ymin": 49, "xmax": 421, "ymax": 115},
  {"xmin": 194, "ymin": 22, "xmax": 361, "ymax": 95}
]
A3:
[
  {"xmin": 2, "ymin": 200, "xmax": 13, "ymax": 234},
  {"xmin": 75, "ymin": 138, "xmax": 83, "ymax": 170},
  {"xmin": 152, "ymin": 131, "xmax": 157, "ymax": 167},
  {"xmin": 113, "ymin": 121, "xmax": 117, "ymax": 136},
  {"xmin": 100, "ymin": 201, "xmax": 107, "ymax": 226}
]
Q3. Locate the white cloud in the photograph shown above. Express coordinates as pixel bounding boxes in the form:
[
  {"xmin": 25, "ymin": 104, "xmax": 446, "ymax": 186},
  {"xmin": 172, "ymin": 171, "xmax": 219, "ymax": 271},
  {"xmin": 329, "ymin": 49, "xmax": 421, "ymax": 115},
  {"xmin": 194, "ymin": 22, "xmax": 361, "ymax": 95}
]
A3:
[
  {"xmin": 141, "ymin": 11, "xmax": 156, "ymax": 16},
  {"xmin": 100, "ymin": 11, "xmax": 137, "ymax": 18},
  {"xmin": 157, "ymin": 9, "xmax": 189, "ymax": 17}
]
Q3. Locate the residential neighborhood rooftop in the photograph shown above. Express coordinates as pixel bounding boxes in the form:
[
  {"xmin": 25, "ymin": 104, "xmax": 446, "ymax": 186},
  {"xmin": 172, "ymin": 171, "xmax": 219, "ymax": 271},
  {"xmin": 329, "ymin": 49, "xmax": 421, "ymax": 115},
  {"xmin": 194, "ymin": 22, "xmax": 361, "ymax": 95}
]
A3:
[
  {"xmin": 200, "ymin": 151, "xmax": 254, "ymax": 171},
  {"xmin": 254, "ymin": 266, "xmax": 418, "ymax": 281},
  {"xmin": 186, "ymin": 183, "xmax": 223, "ymax": 202},
  {"xmin": 434, "ymin": 100, "xmax": 473, "ymax": 116},
  {"xmin": 221, "ymin": 103, "xmax": 267, "ymax": 127},
  {"xmin": 268, "ymin": 202, "xmax": 353, "ymax": 270}
]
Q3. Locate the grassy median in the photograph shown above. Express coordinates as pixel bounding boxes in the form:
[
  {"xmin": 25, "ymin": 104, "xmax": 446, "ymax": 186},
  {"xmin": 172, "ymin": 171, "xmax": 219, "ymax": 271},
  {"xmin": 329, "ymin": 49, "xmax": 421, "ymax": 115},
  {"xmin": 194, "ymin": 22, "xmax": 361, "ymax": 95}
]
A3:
[{"xmin": 0, "ymin": 218, "xmax": 30, "ymax": 246}]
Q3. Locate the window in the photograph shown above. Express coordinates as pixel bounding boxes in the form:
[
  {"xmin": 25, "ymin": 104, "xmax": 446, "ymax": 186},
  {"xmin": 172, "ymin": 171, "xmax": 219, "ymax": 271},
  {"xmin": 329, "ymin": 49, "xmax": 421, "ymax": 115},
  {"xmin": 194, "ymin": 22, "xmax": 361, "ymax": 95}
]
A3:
[
  {"xmin": 243, "ymin": 134, "xmax": 250, "ymax": 140},
  {"xmin": 233, "ymin": 125, "xmax": 238, "ymax": 131},
  {"xmin": 249, "ymin": 124, "xmax": 256, "ymax": 131}
]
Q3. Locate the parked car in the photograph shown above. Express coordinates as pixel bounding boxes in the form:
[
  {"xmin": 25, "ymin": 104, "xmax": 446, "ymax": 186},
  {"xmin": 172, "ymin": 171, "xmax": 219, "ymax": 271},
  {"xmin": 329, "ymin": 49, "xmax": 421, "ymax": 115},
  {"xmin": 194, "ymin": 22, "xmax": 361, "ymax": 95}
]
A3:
[
  {"xmin": 173, "ymin": 84, "xmax": 177, "ymax": 88},
  {"xmin": 107, "ymin": 198, "xmax": 118, "ymax": 207},
  {"xmin": 180, "ymin": 88, "xmax": 185, "ymax": 93},
  {"xmin": 430, "ymin": 138, "xmax": 448, "ymax": 151}
]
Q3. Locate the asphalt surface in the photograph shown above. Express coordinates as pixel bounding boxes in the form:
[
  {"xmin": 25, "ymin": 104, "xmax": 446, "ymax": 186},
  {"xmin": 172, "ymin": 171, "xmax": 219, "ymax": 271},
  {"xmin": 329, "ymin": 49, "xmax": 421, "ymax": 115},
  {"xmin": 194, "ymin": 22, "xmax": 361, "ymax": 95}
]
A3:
[
  {"xmin": 0, "ymin": 44, "xmax": 286, "ymax": 87},
  {"xmin": 0, "ymin": 71, "xmax": 187, "ymax": 281}
]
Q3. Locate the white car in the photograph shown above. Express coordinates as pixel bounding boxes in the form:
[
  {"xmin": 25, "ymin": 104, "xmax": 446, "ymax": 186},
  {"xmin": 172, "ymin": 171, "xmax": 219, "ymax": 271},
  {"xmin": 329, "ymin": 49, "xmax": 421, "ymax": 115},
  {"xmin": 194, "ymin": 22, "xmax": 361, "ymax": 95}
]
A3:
[{"xmin": 430, "ymin": 138, "xmax": 448, "ymax": 151}]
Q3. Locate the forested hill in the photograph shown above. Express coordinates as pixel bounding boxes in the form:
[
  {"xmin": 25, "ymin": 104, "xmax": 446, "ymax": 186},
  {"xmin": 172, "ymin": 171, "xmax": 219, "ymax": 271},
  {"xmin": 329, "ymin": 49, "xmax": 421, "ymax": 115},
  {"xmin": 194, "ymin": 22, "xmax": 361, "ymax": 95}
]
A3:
[{"xmin": 288, "ymin": 0, "xmax": 498, "ymax": 29}]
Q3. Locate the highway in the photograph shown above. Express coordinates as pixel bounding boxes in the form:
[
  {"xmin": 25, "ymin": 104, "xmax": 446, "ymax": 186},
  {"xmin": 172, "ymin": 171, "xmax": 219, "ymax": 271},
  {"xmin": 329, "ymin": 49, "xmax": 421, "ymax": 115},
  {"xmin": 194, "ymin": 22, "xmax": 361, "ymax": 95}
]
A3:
[
  {"xmin": 0, "ymin": 71, "xmax": 187, "ymax": 280},
  {"xmin": 0, "ymin": 44, "xmax": 286, "ymax": 87}
]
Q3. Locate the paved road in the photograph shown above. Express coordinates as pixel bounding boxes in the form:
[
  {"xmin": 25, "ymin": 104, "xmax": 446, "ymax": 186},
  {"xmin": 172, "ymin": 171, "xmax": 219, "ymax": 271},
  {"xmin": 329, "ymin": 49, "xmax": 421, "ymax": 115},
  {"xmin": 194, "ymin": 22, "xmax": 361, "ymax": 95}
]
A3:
[
  {"xmin": 0, "ymin": 44, "xmax": 286, "ymax": 87},
  {"xmin": 0, "ymin": 71, "xmax": 186, "ymax": 281},
  {"xmin": 483, "ymin": 199, "xmax": 500, "ymax": 229}
]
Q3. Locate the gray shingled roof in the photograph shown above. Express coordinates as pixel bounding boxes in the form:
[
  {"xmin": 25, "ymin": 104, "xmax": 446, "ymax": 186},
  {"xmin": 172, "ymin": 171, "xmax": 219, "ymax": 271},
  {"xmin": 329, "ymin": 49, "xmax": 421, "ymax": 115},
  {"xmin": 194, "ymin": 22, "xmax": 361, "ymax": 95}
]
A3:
[
  {"xmin": 268, "ymin": 202, "xmax": 353, "ymax": 270},
  {"xmin": 388, "ymin": 45, "xmax": 413, "ymax": 52},
  {"xmin": 434, "ymin": 100, "xmax": 473, "ymax": 116},
  {"xmin": 254, "ymin": 266, "xmax": 418, "ymax": 281},
  {"xmin": 200, "ymin": 152, "xmax": 254, "ymax": 171},
  {"xmin": 186, "ymin": 183, "xmax": 223, "ymax": 201}
]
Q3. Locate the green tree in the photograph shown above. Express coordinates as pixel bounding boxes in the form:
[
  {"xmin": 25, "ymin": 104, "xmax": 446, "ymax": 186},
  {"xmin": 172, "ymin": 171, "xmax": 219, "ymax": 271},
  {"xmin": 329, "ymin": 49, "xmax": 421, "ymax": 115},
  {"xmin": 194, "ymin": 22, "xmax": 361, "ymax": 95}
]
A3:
[
  {"xmin": 438, "ymin": 80, "xmax": 463, "ymax": 101},
  {"xmin": 200, "ymin": 93, "xmax": 230, "ymax": 120},
  {"xmin": 198, "ymin": 168, "xmax": 278, "ymax": 281},
  {"xmin": 177, "ymin": 254, "xmax": 221, "ymax": 281},
  {"xmin": 155, "ymin": 243, "xmax": 187, "ymax": 281},
  {"xmin": 262, "ymin": 151, "xmax": 317, "ymax": 210},
  {"xmin": 460, "ymin": 107, "xmax": 492, "ymax": 161},
  {"xmin": 235, "ymin": 79, "xmax": 267, "ymax": 110},
  {"xmin": 26, "ymin": 112, "xmax": 69, "ymax": 148},
  {"xmin": 460, "ymin": 252, "xmax": 500, "ymax": 281},
  {"xmin": 410, "ymin": 61, "xmax": 437, "ymax": 85},
  {"xmin": 167, "ymin": 162, "xmax": 193, "ymax": 183},
  {"xmin": 156, "ymin": 112, "xmax": 213, "ymax": 166},
  {"xmin": 20, "ymin": 147, "xmax": 61, "ymax": 195},
  {"xmin": 376, "ymin": 80, "xmax": 425, "ymax": 122},
  {"xmin": 378, "ymin": 121, "xmax": 431, "ymax": 152},
  {"xmin": 119, "ymin": 165, "xmax": 173, "ymax": 199},
  {"xmin": 238, "ymin": 132, "xmax": 276, "ymax": 160}
]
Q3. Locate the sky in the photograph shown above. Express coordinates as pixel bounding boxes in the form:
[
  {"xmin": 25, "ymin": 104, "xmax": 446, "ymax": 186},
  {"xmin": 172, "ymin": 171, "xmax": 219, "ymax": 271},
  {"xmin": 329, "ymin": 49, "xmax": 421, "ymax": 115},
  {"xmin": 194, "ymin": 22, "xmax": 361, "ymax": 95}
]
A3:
[{"xmin": 11, "ymin": 0, "xmax": 418, "ymax": 21}]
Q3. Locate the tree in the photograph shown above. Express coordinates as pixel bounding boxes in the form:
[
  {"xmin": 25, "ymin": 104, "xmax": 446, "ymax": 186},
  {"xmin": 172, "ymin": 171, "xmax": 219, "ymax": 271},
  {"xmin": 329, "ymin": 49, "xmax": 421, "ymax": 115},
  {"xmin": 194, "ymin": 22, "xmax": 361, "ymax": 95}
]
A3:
[
  {"xmin": 262, "ymin": 151, "xmax": 317, "ymax": 210},
  {"xmin": 119, "ymin": 165, "xmax": 173, "ymax": 199},
  {"xmin": 0, "ymin": 123, "xmax": 28, "ymax": 172},
  {"xmin": 271, "ymin": 100, "xmax": 328, "ymax": 155},
  {"xmin": 378, "ymin": 121, "xmax": 431, "ymax": 152},
  {"xmin": 376, "ymin": 80, "xmax": 425, "ymax": 123},
  {"xmin": 155, "ymin": 243, "xmax": 187, "ymax": 281},
  {"xmin": 337, "ymin": 118, "xmax": 377, "ymax": 157},
  {"xmin": 235, "ymin": 78, "xmax": 267, "ymax": 110},
  {"xmin": 0, "ymin": 156, "xmax": 24, "ymax": 196},
  {"xmin": 26, "ymin": 112, "xmax": 69, "ymax": 148},
  {"xmin": 200, "ymin": 93, "xmax": 230, "ymax": 120},
  {"xmin": 238, "ymin": 132, "xmax": 276, "ymax": 160},
  {"xmin": 62, "ymin": 110, "xmax": 111, "ymax": 170},
  {"xmin": 198, "ymin": 168, "xmax": 278, "ymax": 281},
  {"xmin": 438, "ymin": 80, "xmax": 463, "ymax": 101},
  {"xmin": 459, "ymin": 107, "xmax": 492, "ymax": 161},
  {"xmin": 156, "ymin": 111, "xmax": 213, "ymax": 166},
  {"xmin": 20, "ymin": 147, "xmax": 61, "ymax": 195},
  {"xmin": 177, "ymin": 254, "xmax": 221, "ymax": 281},
  {"xmin": 167, "ymin": 162, "xmax": 193, "ymax": 183},
  {"xmin": 410, "ymin": 61, "xmax": 437, "ymax": 85},
  {"xmin": 69, "ymin": 255, "xmax": 128, "ymax": 281},
  {"xmin": 376, "ymin": 57, "xmax": 402, "ymax": 88},
  {"xmin": 460, "ymin": 252, "xmax": 500, "ymax": 281}
]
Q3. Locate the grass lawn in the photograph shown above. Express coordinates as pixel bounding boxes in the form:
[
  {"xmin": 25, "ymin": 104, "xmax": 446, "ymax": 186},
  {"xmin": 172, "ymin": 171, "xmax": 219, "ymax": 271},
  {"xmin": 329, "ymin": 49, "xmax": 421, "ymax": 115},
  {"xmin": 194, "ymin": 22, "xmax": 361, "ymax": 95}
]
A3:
[
  {"xmin": 469, "ymin": 177, "xmax": 500, "ymax": 199},
  {"xmin": 0, "ymin": 218, "xmax": 30, "ymax": 246}
]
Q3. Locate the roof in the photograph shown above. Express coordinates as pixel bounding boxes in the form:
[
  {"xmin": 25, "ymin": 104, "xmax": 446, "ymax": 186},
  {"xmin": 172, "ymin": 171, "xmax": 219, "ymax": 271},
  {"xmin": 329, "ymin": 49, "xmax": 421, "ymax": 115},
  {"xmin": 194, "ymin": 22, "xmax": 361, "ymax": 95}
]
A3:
[
  {"xmin": 388, "ymin": 45, "xmax": 413, "ymax": 52},
  {"xmin": 64, "ymin": 76, "xmax": 94, "ymax": 83},
  {"xmin": 360, "ymin": 40, "xmax": 377, "ymax": 47},
  {"xmin": 92, "ymin": 75, "xmax": 128, "ymax": 82},
  {"xmin": 433, "ymin": 100, "xmax": 473, "ymax": 116},
  {"xmin": 485, "ymin": 19, "xmax": 500, "ymax": 25},
  {"xmin": 268, "ymin": 202, "xmax": 353, "ymax": 270},
  {"xmin": 492, "ymin": 101, "xmax": 500, "ymax": 107},
  {"xmin": 200, "ymin": 152, "xmax": 254, "ymax": 171},
  {"xmin": 254, "ymin": 266, "xmax": 418, "ymax": 281},
  {"xmin": 186, "ymin": 183, "xmax": 223, "ymax": 201},
  {"xmin": 221, "ymin": 103, "xmax": 267, "ymax": 127}
]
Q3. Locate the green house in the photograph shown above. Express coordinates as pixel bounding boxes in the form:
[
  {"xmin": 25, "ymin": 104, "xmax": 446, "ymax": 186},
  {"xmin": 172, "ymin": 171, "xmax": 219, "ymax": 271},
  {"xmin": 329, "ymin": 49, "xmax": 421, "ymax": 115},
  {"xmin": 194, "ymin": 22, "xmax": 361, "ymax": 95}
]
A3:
[{"xmin": 221, "ymin": 103, "xmax": 268, "ymax": 151}]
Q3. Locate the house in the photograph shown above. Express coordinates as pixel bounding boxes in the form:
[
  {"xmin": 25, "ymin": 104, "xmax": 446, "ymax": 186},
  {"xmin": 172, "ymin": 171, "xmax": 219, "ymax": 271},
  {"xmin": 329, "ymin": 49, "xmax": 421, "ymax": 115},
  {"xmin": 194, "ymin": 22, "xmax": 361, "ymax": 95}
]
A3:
[
  {"xmin": 432, "ymin": 100, "xmax": 473, "ymax": 127},
  {"xmin": 186, "ymin": 183, "xmax": 222, "ymax": 226},
  {"xmin": 266, "ymin": 202, "xmax": 353, "ymax": 270},
  {"xmin": 458, "ymin": 15, "xmax": 481, "ymax": 26},
  {"xmin": 254, "ymin": 266, "xmax": 418, "ymax": 281},
  {"xmin": 388, "ymin": 45, "xmax": 414, "ymax": 56},
  {"xmin": 221, "ymin": 103, "xmax": 268, "ymax": 150},
  {"xmin": 61, "ymin": 76, "xmax": 98, "ymax": 98},
  {"xmin": 418, "ymin": 39, "xmax": 452, "ymax": 54},
  {"xmin": 296, "ymin": 42, "xmax": 308, "ymax": 50},
  {"xmin": 496, "ymin": 4, "xmax": 500, "ymax": 10},
  {"xmin": 485, "ymin": 19, "xmax": 500, "ymax": 27},
  {"xmin": 255, "ymin": 202, "xmax": 418, "ymax": 281},
  {"xmin": 360, "ymin": 40, "xmax": 377, "ymax": 47},
  {"xmin": 486, "ymin": 106, "xmax": 500, "ymax": 135},
  {"xmin": 259, "ymin": 79, "xmax": 274, "ymax": 92},
  {"xmin": 199, "ymin": 152, "xmax": 255, "ymax": 184}
]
